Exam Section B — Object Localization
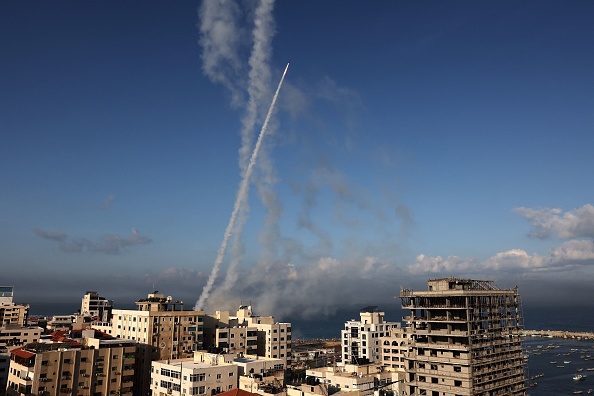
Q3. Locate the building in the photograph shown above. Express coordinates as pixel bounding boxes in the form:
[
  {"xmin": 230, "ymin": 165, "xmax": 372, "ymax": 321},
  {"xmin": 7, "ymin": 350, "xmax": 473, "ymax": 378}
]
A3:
[
  {"xmin": 106, "ymin": 292, "xmax": 204, "ymax": 360},
  {"xmin": 205, "ymin": 306, "xmax": 292, "ymax": 367},
  {"xmin": 81, "ymin": 291, "xmax": 113, "ymax": 322},
  {"xmin": 6, "ymin": 328, "xmax": 136, "ymax": 396},
  {"xmin": 0, "ymin": 326, "xmax": 43, "ymax": 350},
  {"xmin": 303, "ymin": 361, "xmax": 401, "ymax": 396},
  {"xmin": 96, "ymin": 292, "xmax": 204, "ymax": 395},
  {"xmin": 151, "ymin": 351, "xmax": 239, "ymax": 396},
  {"xmin": 0, "ymin": 287, "xmax": 29, "ymax": 327},
  {"xmin": 340, "ymin": 306, "xmax": 403, "ymax": 367},
  {"xmin": 400, "ymin": 278, "xmax": 525, "ymax": 396}
]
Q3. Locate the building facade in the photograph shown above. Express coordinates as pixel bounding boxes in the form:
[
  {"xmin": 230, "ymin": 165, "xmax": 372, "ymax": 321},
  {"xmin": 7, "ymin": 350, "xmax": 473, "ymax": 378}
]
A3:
[
  {"xmin": 151, "ymin": 351, "xmax": 239, "ymax": 396},
  {"xmin": 340, "ymin": 306, "xmax": 403, "ymax": 367},
  {"xmin": 400, "ymin": 278, "xmax": 525, "ymax": 396},
  {"xmin": 6, "ymin": 329, "xmax": 136, "ymax": 396},
  {"xmin": 205, "ymin": 306, "xmax": 292, "ymax": 368},
  {"xmin": 81, "ymin": 291, "xmax": 113, "ymax": 322},
  {"xmin": 0, "ymin": 287, "xmax": 29, "ymax": 327}
]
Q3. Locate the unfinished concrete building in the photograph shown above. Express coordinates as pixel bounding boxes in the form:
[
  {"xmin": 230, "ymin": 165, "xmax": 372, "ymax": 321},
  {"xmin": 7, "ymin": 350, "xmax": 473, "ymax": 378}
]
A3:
[{"xmin": 400, "ymin": 278, "xmax": 525, "ymax": 396}]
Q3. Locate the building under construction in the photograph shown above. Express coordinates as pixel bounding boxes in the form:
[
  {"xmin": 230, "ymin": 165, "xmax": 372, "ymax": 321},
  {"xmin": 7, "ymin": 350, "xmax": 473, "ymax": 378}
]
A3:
[{"xmin": 400, "ymin": 278, "xmax": 525, "ymax": 396}]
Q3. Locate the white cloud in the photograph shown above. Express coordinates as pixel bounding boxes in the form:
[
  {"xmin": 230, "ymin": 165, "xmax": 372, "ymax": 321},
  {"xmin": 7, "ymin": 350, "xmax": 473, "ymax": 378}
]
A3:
[
  {"xmin": 410, "ymin": 240, "xmax": 594, "ymax": 275},
  {"xmin": 514, "ymin": 204, "xmax": 594, "ymax": 239}
]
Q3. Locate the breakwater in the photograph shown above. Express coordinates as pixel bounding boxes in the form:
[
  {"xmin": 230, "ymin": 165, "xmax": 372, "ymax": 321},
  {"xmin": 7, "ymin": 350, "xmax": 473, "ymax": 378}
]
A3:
[{"xmin": 523, "ymin": 329, "xmax": 594, "ymax": 340}]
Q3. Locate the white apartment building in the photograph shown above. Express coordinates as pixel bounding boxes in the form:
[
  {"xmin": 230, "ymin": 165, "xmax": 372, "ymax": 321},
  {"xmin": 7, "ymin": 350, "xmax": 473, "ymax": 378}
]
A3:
[
  {"xmin": 151, "ymin": 351, "xmax": 239, "ymax": 396},
  {"xmin": 340, "ymin": 306, "xmax": 403, "ymax": 366}
]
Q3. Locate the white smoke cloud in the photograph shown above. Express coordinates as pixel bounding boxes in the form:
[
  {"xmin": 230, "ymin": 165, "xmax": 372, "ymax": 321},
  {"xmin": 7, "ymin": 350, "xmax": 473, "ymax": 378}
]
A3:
[{"xmin": 514, "ymin": 204, "xmax": 594, "ymax": 239}]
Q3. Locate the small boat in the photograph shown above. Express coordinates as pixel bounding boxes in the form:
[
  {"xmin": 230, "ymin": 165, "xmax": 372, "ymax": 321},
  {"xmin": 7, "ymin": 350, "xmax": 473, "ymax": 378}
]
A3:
[
  {"xmin": 587, "ymin": 368, "xmax": 594, "ymax": 371},
  {"xmin": 565, "ymin": 361, "xmax": 573, "ymax": 364},
  {"xmin": 529, "ymin": 382, "xmax": 537, "ymax": 388},
  {"xmin": 579, "ymin": 368, "xmax": 585, "ymax": 372},
  {"xmin": 586, "ymin": 389, "xmax": 592, "ymax": 394},
  {"xmin": 550, "ymin": 361, "xmax": 557, "ymax": 364},
  {"xmin": 558, "ymin": 365, "xmax": 566, "ymax": 368},
  {"xmin": 574, "ymin": 374, "xmax": 585, "ymax": 381},
  {"xmin": 574, "ymin": 391, "xmax": 583, "ymax": 395}
]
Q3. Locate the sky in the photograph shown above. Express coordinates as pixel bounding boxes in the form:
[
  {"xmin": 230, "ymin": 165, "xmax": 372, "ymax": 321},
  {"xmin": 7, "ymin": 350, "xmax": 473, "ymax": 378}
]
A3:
[{"xmin": 2, "ymin": 1, "xmax": 594, "ymax": 320}]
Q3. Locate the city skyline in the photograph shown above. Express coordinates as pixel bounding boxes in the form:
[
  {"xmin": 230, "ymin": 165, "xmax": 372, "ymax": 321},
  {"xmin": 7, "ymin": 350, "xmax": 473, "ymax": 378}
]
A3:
[{"xmin": 2, "ymin": 1, "xmax": 594, "ymax": 318}]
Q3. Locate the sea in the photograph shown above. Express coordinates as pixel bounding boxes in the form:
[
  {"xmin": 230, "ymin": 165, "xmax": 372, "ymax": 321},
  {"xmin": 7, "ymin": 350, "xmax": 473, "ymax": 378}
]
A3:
[{"xmin": 29, "ymin": 303, "xmax": 594, "ymax": 395}]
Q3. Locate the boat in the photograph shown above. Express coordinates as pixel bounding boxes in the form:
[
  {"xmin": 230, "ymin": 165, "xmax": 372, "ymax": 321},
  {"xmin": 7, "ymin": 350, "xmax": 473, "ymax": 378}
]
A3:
[
  {"xmin": 529, "ymin": 382, "xmax": 537, "ymax": 388},
  {"xmin": 574, "ymin": 374, "xmax": 585, "ymax": 381},
  {"xmin": 550, "ymin": 361, "xmax": 557, "ymax": 364},
  {"xmin": 565, "ymin": 361, "xmax": 573, "ymax": 364},
  {"xmin": 574, "ymin": 391, "xmax": 583, "ymax": 395},
  {"xmin": 586, "ymin": 389, "xmax": 592, "ymax": 394},
  {"xmin": 587, "ymin": 368, "xmax": 594, "ymax": 371}
]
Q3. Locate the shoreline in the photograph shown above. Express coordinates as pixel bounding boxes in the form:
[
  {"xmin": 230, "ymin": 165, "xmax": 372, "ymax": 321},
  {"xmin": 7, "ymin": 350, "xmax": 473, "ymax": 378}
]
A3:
[{"xmin": 523, "ymin": 329, "xmax": 594, "ymax": 340}]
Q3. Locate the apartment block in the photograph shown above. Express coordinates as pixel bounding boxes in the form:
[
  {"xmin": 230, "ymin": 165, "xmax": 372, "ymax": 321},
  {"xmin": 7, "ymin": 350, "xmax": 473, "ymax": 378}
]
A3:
[
  {"xmin": 108, "ymin": 292, "xmax": 204, "ymax": 360},
  {"xmin": 0, "ymin": 326, "xmax": 43, "ymax": 350},
  {"xmin": 0, "ymin": 287, "xmax": 29, "ymax": 327},
  {"xmin": 81, "ymin": 292, "xmax": 113, "ymax": 322},
  {"xmin": 340, "ymin": 306, "xmax": 403, "ymax": 367},
  {"xmin": 6, "ymin": 328, "xmax": 136, "ymax": 396},
  {"xmin": 400, "ymin": 278, "xmax": 525, "ymax": 396},
  {"xmin": 204, "ymin": 306, "xmax": 291, "ymax": 367}
]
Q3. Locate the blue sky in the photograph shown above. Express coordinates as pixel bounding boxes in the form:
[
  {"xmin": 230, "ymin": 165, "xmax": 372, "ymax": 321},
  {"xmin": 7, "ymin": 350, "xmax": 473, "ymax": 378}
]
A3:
[{"xmin": 2, "ymin": 1, "xmax": 594, "ymax": 318}]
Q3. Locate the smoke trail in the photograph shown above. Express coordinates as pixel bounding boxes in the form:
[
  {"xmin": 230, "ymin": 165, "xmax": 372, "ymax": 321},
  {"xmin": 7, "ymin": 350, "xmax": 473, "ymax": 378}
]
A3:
[
  {"xmin": 195, "ymin": 62, "xmax": 290, "ymax": 311},
  {"xmin": 217, "ymin": 0, "xmax": 276, "ymax": 305}
]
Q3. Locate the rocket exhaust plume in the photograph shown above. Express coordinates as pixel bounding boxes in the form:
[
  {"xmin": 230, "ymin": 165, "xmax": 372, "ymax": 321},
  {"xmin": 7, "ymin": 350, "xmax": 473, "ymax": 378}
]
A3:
[{"xmin": 195, "ymin": 62, "xmax": 290, "ymax": 311}]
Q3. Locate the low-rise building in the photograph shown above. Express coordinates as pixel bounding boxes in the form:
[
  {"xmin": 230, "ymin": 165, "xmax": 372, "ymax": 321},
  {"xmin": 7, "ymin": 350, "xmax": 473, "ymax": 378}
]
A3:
[{"xmin": 151, "ymin": 351, "xmax": 239, "ymax": 396}]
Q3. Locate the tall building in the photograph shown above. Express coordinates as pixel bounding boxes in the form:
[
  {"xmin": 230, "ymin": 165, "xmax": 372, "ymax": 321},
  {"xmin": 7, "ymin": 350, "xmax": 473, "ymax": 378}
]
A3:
[
  {"xmin": 204, "ymin": 306, "xmax": 292, "ymax": 367},
  {"xmin": 6, "ymin": 328, "xmax": 136, "ymax": 396},
  {"xmin": 96, "ymin": 292, "xmax": 204, "ymax": 396},
  {"xmin": 400, "ymin": 278, "xmax": 525, "ymax": 396},
  {"xmin": 81, "ymin": 291, "xmax": 113, "ymax": 322}
]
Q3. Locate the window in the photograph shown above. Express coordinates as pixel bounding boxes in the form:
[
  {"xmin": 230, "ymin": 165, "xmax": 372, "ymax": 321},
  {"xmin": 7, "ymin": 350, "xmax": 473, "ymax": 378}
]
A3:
[
  {"xmin": 455, "ymin": 381, "xmax": 462, "ymax": 387},
  {"xmin": 454, "ymin": 366, "xmax": 461, "ymax": 373}
]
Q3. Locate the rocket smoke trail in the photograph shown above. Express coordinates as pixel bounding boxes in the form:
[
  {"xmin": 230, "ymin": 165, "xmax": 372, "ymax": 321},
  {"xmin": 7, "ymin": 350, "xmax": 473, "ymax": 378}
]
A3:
[{"xmin": 195, "ymin": 62, "xmax": 290, "ymax": 311}]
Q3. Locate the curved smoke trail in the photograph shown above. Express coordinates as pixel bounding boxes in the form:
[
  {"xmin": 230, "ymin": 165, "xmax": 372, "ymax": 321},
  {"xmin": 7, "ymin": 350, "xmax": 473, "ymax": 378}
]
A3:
[{"xmin": 195, "ymin": 62, "xmax": 290, "ymax": 311}]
